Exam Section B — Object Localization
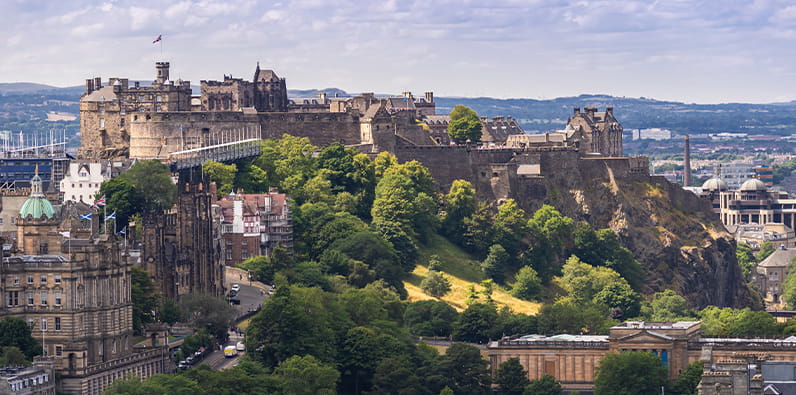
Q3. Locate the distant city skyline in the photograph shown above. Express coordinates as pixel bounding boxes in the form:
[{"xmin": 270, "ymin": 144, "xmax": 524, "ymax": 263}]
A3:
[{"xmin": 1, "ymin": 0, "xmax": 795, "ymax": 104}]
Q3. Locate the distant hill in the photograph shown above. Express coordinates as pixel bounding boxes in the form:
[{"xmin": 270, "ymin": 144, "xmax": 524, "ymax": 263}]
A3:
[
  {"xmin": 288, "ymin": 88, "xmax": 350, "ymax": 98},
  {"xmin": 434, "ymin": 94, "xmax": 796, "ymax": 135}
]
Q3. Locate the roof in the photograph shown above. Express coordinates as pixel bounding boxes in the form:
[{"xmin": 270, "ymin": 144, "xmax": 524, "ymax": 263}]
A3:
[
  {"xmin": 82, "ymin": 86, "xmax": 118, "ymax": 102},
  {"xmin": 740, "ymin": 178, "xmax": 768, "ymax": 192},
  {"xmin": 702, "ymin": 177, "xmax": 729, "ymax": 191},
  {"xmin": 758, "ymin": 248, "xmax": 796, "ymax": 268},
  {"xmin": 19, "ymin": 169, "xmax": 56, "ymax": 220}
]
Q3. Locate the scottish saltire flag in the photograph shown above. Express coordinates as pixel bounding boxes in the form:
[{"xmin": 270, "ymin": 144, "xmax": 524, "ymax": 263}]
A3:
[
  {"xmin": 79, "ymin": 213, "xmax": 92, "ymax": 221},
  {"xmin": 152, "ymin": 34, "xmax": 162, "ymax": 44},
  {"xmin": 104, "ymin": 212, "xmax": 116, "ymax": 221},
  {"xmin": 118, "ymin": 227, "xmax": 126, "ymax": 235},
  {"xmin": 92, "ymin": 195, "xmax": 106, "ymax": 208}
]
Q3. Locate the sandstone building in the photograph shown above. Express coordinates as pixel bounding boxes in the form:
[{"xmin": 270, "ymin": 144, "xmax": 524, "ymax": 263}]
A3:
[
  {"xmin": 213, "ymin": 190, "xmax": 292, "ymax": 267},
  {"xmin": 489, "ymin": 321, "xmax": 796, "ymax": 394},
  {"xmin": 0, "ymin": 173, "xmax": 170, "ymax": 394}
]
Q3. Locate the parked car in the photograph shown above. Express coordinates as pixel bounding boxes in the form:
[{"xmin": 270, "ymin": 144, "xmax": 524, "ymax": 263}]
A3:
[
  {"xmin": 231, "ymin": 284, "xmax": 241, "ymax": 292},
  {"xmin": 236, "ymin": 341, "xmax": 245, "ymax": 351},
  {"xmin": 224, "ymin": 345, "xmax": 238, "ymax": 358}
]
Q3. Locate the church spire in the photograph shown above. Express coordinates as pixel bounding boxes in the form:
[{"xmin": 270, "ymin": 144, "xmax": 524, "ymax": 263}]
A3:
[{"xmin": 30, "ymin": 164, "xmax": 44, "ymax": 198}]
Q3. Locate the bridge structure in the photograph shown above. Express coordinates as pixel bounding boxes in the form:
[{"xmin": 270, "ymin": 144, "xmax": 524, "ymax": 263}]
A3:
[{"xmin": 166, "ymin": 125, "xmax": 262, "ymax": 172}]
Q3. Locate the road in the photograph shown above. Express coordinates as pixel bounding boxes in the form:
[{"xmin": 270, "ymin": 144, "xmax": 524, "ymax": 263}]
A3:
[{"xmin": 198, "ymin": 330, "xmax": 246, "ymax": 371}]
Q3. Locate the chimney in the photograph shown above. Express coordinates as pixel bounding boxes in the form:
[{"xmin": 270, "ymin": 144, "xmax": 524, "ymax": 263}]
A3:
[
  {"xmin": 402, "ymin": 91, "xmax": 413, "ymax": 99},
  {"xmin": 94, "ymin": 77, "xmax": 102, "ymax": 90},
  {"xmin": 573, "ymin": 107, "xmax": 580, "ymax": 116},
  {"xmin": 319, "ymin": 92, "xmax": 327, "ymax": 103},
  {"xmin": 424, "ymin": 92, "xmax": 434, "ymax": 103},
  {"xmin": 606, "ymin": 106, "xmax": 614, "ymax": 116},
  {"xmin": 85, "ymin": 79, "xmax": 94, "ymax": 95},
  {"xmin": 683, "ymin": 135, "xmax": 692, "ymax": 187}
]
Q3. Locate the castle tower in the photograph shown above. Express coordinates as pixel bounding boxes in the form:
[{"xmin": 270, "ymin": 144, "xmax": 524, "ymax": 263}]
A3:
[
  {"xmin": 155, "ymin": 62, "xmax": 170, "ymax": 85},
  {"xmin": 684, "ymin": 135, "xmax": 692, "ymax": 187},
  {"xmin": 17, "ymin": 166, "xmax": 60, "ymax": 255}
]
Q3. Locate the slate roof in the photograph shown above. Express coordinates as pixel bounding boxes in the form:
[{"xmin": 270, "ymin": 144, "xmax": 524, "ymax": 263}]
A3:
[{"xmin": 758, "ymin": 248, "xmax": 796, "ymax": 268}]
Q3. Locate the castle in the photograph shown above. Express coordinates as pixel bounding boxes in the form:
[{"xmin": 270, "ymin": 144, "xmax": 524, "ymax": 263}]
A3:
[{"xmin": 78, "ymin": 62, "xmax": 624, "ymax": 164}]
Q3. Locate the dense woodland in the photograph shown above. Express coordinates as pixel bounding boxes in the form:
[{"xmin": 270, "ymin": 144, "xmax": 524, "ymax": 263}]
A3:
[{"xmin": 54, "ymin": 135, "xmax": 790, "ymax": 394}]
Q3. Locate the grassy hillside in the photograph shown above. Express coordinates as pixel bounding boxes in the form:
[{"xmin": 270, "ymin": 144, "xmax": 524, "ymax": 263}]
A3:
[{"xmin": 404, "ymin": 233, "xmax": 541, "ymax": 315}]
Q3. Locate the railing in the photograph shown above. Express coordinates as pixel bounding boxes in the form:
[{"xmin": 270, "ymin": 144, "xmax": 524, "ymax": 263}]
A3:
[{"xmin": 169, "ymin": 138, "xmax": 261, "ymax": 171}]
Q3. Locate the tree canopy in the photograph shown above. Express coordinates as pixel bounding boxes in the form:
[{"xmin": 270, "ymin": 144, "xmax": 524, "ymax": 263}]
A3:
[
  {"xmin": 594, "ymin": 351, "xmax": 669, "ymax": 395},
  {"xmin": 447, "ymin": 105, "xmax": 482, "ymax": 143}
]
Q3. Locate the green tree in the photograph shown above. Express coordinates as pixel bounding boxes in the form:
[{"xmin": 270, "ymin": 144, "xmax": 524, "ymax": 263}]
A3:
[
  {"xmin": 783, "ymin": 257, "xmax": 796, "ymax": 308},
  {"xmin": 97, "ymin": 177, "xmax": 144, "ymax": 230},
  {"xmin": 404, "ymin": 300, "xmax": 458, "ymax": 337},
  {"xmin": 233, "ymin": 158, "xmax": 269, "ymax": 194},
  {"xmin": 202, "ymin": 160, "xmax": 237, "ymax": 197},
  {"xmin": 493, "ymin": 199, "xmax": 529, "ymax": 256},
  {"xmin": 371, "ymin": 356, "xmax": 425, "ymax": 395},
  {"xmin": 275, "ymin": 355, "xmax": 340, "ymax": 395},
  {"xmin": 131, "ymin": 267, "xmax": 160, "ymax": 335},
  {"xmin": 650, "ymin": 289, "xmax": 694, "ymax": 321},
  {"xmin": 453, "ymin": 303, "xmax": 499, "ymax": 343},
  {"xmin": 528, "ymin": 205, "xmax": 574, "ymax": 251},
  {"xmin": 443, "ymin": 179, "xmax": 477, "ymax": 243},
  {"xmin": 372, "ymin": 219, "xmax": 419, "ymax": 270},
  {"xmin": 757, "ymin": 240, "xmax": 776, "ymax": 261},
  {"xmin": 104, "ymin": 374, "xmax": 202, "ymax": 395},
  {"xmin": 560, "ymin": 255, "xmax": 631, "ymax": 304},
  {"xmin": 0, "ymin": 317, "xmax": 41, "ymax": 360},
  {"xmin": 670, "ymin": 360, "xmax": 702, "ymax": 395},
  {"xmin": 421, "ymin": 271, "xmax": 452, "ymax": 298},
  {"xmin": 593, "ymin": 281, "xmax": 642, "ymax": 319},
  {"xmin": 523, "ymin": 374, "xmax": 563, "ymax": 395},
  {"xmin": 736, "ymin": 242, "xmax": 757, "ymax": 280},
  {"xmin": 121, "ymin": 159, "xmax": 177, "ymax": 212},
  {"xmin": 331, "ymin": 230, "xmax": 407, "ymax": 297},
  {"xmin": 0, "ymin": 347, "xmax": 29, "ymax": 366},
  {"xmin": 447, "ymin": 105, "xmax": 482, "ymax": 143},
  {"xmin": 158, "ymin": 299, "xmax": 183, "ymax": 326},
  {"xmin": 177, "ymin": 293, "xmax": 236, "ymax": 341},
  {"xmin": 495, "ymin": 357, "xmax": 530, "ymax": 394},
  {"xmin": 511, "ymin": 266, "xmax": 543, "ymax": 301},
  {"xmin": 462, "ymin": 202, "xmax": 494, "ymax": 254},
  {"xmin": 594, "ymin": 351, "xmax": 669, "ymax": 395},
  {"xmin": 482, "ymin": 244, "xmax": 510, "ymax": 283},
  {"xmin": 537, "ymin": 301, "xmax": 615, "ymax": 335},
  {"xmin": 439, "ymin": 343, "xmax": 491, "ymax": 394}
]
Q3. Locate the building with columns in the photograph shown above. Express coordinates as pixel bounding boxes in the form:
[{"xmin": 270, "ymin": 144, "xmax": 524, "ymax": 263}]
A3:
[
  {"xmin": 0, "ymin": 173, "xmax": 170, "ymax": 394},
  {"xmin": 488, "ymin": 321, "xmax": 796, "ymax": 394}
]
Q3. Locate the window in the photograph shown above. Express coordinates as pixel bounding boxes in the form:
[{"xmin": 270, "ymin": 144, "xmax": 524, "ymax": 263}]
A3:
[
  {"xmin": 54, "ymin": 275, "xmax": 61, "ymax": 284},
  {"xmin": 40, "ymin": 292, "xmax": 47, "ymax": 305},
  {"xmin": 39, "ymin": 243, "xmax": 48, "ymax": 254},
  {"xmin": 41, "ymin": 318, "xmax": 47, "ymax": 331},
  {"xmin": 13, "ymin": 276, "xmax": 19, "ymax": 285},
  {"xmin": 40, "ymin": 275, "xmax": 47, "ymax": 285},
  {"xmin": 27, "ymin": 292, "xmax": 34, "ymax": 306},
  {"xmin": 55, "ymin": 317, "xmax": 61, "ymax": 331},
  {"xmin": 55, "ymin": 292, "xmax": 61, "ymax": 306},
  {"xmin": 242, "ymin": 250, "xmax": 249, "ymax": 260},
  {"xmin": 99, "ymin": 118, "xmax": 105, "ymax": 128},
  {"xmin": 55, "ymin": 345, "xmax": 62, "ymax": 357},
  {"xmin": 27, "ymin": 318, "xmax": 34, "ymax": 328},
  {"xmin": 6, "ymin": 291, "xmax": 19, "ymax": 307},
  {"xmin": 27, "ymin": 275, "xmax": 33, "ymax": 284},
  {"xmin": 226, "ymin": 249, "xmax": 232, "ymax": 261}
]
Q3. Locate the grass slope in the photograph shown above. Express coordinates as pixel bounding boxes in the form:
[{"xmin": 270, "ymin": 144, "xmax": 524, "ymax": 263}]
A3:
[{"xmin": 404, "ymin": 233, "xmax": 540, "ymax": 315}]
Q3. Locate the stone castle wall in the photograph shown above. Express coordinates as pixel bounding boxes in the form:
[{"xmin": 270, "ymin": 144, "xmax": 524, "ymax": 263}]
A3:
[{"xmin": 127, "ymin": 111, "xmax": 361, "ymax": 159}]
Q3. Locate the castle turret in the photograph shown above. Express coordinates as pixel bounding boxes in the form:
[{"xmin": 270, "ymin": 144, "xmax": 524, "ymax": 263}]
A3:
[{"xmin": 155, "ymin": 62, "xmax": 170, "ymax": 85}]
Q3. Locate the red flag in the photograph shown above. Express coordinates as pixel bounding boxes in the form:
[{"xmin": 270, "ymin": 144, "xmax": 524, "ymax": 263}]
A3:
[{"xmin": 152, "ymin": 34, "xmax": 162, "ymax": 44}]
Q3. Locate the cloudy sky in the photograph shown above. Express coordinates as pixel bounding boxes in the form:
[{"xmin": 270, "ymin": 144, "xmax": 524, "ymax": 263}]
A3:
[{"xmin": 1, "ymin": 0, "xmax": 794, "ymax": 103}]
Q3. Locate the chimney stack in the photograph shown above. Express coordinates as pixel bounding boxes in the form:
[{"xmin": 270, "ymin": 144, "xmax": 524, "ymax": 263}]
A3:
[
  {"xmin": 85, "ymin": 79, "xmax": 94, "ymax": 95},
  {"xmin": 684, "ymin": 135, "xmax": 692, "ymax": 187},
  {"xmin": 573, "ymin": 107, "xmax": 580, "ymax": 116}
]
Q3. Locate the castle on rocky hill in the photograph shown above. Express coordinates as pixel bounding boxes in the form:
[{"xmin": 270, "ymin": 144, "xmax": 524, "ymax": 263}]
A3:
[{"xmin": 77, "ymin": 62, "xmax": 623, "ymax": 162}]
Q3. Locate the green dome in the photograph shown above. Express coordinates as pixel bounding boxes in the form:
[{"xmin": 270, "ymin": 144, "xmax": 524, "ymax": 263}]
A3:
[
  {"xmin": 19, "ymin": 169, "xmax": 56, "ymax": 220},
  {"xmin": 19, "ymin": 196, "xmax": 56, "ymax": 219}
]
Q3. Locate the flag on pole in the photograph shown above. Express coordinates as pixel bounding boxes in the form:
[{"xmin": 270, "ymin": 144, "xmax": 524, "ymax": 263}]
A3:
[
  {"xmin": 152, "ymin": 34, "xmax": 162, "ymax": 44},
  {"xmin": 79, "ymin": 213, "xmax": 92, "ymax": 221},
  {"xmin": 104, "ymin": 212, "xmax": 116, "ymax": 221},
  {"xmin": 92, "ymin": 195, "xmax": 106, "ymax": 208},
  {"xmin": 118, "ymin": 227, "xmax": 126, "ymax": 235}
]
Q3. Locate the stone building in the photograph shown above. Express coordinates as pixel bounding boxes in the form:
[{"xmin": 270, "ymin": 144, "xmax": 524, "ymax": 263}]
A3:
[
  {"xmin": 755, "ymin": 247, "xmax": 796, "ymax": 304},
  {"xmin": 213, "ymin": 190, "xmax": 292, "ymax": 267},
  {"xmin": 566, "ymin": 106, "xmax": 623, "ymax": 157},
  {"xmin": 0, "ymin": 174, "xmax": 170, "ymax": 394},
  {"xmin": 488, "ymin": 321, "xmax": 796, "ymax": 394}
]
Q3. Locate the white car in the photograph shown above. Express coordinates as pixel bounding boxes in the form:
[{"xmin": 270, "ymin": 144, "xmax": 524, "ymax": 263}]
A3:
[{"xmin": 231, "ymin": 284, "xmax": 241, "ymax": 292}]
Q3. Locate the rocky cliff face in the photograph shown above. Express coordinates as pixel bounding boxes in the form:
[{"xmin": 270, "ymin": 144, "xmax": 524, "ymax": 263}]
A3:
[{"xmin": 513, "ymin": 158, "xmax": 757, "ymax": 309}]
